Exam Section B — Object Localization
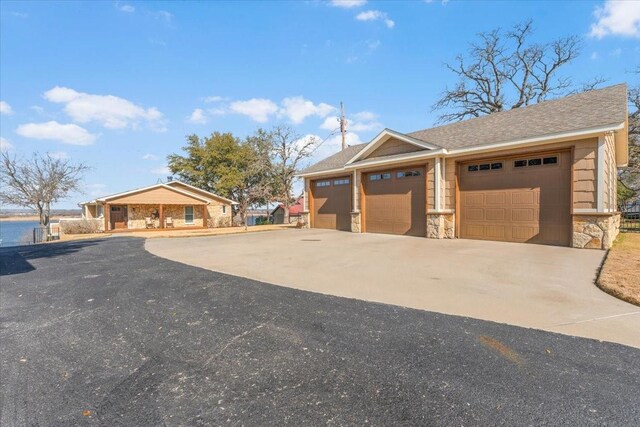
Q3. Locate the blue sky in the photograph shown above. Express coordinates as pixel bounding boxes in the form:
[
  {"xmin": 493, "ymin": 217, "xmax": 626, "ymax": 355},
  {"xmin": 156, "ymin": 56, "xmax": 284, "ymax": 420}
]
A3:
[{"xmin": 1, "ymin": 0, "xmax": 639, "ymax": 209}]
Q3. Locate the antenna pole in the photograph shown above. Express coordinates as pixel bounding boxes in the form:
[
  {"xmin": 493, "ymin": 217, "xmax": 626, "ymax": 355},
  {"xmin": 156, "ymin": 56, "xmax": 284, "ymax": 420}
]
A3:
[{"xmin": 340, "ymin": 102, "xmax": 347, "ymax": 151}]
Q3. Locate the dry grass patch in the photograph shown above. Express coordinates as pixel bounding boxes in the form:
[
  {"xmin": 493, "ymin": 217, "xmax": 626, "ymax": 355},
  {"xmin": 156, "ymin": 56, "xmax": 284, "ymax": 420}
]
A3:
[{"xmin": 597, "ymin": 233, "xmax": 640, "ymax": 306}]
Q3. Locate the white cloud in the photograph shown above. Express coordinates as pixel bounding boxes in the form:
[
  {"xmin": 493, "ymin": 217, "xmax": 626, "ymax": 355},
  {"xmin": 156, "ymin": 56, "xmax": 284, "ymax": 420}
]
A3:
[
  {"xmin": 0, "ymin": 137, "xmax": 14, "ymax": 151},
  {"xmin": 187, "ymin": 108, "xmax": 207, "ymax": 124},
  {"xmin": 229, "ymin": 98, "xmax": 278, "ymax": 123},
  {"xmin": 278, "ymin": 96, "xmax": 335, "ymax": 124},
  {"xmin": 590, "ymin": 51, "xmax": 599, "ymax": 60},
  {"xmin": 151, "ymin": 166, "xmax": 171, "ymax": 175},
  {"xmin": 0, "ymin": 101, "xmax": 13, "ymax": 115},
  {"xmin": 610, "ymin": 47, "xmax": 622, "ymax": 56},
  {"xmin": 116, "ymin": 2, "xmax": 135, "ymax": 13},
  {"xmin": 11, "ymin": 11, "xmax": 28, "ymax": 18},
  {"xmin": 142, "ymin": 153, "xmax": 158, "ymax": 160},
  {"xmin": 16, "ymin": 121, "xmax": 97, "ymax": 145},
  {"xmin": 356, "ymin": 10, "xmax": 395, "ymax": 28},
  {"xmin": 30, "ymin": 105, "xmax": 45, "ymax": 114},
  {"xmin": 48, "ymin": 151, "xmax": 69, "ymax": 159},
  {"xmin": 208, "ymin": 107, "xmax": 227, "ymax": 115},
  {"xmin": 352, "ymin": 111, "xmax": 378, "ymax": 121},
  {"xmin": 328, "ymin": 0, "xmax": 367, "ymax": 8},
  {"xmin": 43, "ymin": 86, "xmax": 166, "ymax": 131},
  {"xmin": 320, "ymin": 116, "xmax": 341, "ymax": 131},
  {"xmin": 204, "ymin": 95, "xmax": 226, "ymax": 103},
  {"xmin": 590, "ymin": 0, "xmax": 640, "ymax": 38}
]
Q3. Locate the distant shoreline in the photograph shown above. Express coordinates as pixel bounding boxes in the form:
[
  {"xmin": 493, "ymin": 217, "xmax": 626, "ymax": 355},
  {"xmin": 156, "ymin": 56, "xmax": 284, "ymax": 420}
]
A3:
[{"xmin": 0, "ymin": 215, "xmax": 79, "ymax": 222}]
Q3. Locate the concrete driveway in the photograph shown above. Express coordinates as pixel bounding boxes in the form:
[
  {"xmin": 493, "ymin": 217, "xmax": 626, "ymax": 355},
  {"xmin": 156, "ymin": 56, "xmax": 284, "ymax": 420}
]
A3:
[{"xmin": 146, "ymin": 229, "xmax": 640, "ymax": 348}]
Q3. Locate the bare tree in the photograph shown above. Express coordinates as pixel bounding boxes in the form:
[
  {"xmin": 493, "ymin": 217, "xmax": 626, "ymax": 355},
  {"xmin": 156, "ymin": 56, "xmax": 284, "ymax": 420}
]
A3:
[
  {"xmin": 434, "ymin": 20, "xmax": 592, "ymax": 123},
  {"xmin": 618, "ymin": 67, "xmax": 640, "ymax": 198},
  {"xmin": 0, "ymin": 152, "xmax": 89, "ymax": 226},
  {"xmin": 270, "ymin": 125, "xmax": 318, "ymax": 224}
]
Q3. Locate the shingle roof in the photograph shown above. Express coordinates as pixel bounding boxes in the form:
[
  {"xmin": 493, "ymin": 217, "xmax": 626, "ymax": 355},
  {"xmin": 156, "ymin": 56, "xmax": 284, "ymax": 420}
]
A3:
[
  {"xmin": 408, "ymin": 84, "xmax": 627, "ymax": 150},
  {"xmin": 299, "ymin": 143, "xmax": 367, "ymax": 174},
  {"xmin": 299, "ymin": 84, "xmax": 627, "ymax": 175}
]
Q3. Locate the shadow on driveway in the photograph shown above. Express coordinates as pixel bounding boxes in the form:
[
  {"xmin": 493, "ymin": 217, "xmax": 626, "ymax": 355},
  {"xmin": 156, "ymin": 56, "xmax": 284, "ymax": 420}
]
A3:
[{"xmin": 0, "ymin": 239, "xmax": 107, "ymax": 276}]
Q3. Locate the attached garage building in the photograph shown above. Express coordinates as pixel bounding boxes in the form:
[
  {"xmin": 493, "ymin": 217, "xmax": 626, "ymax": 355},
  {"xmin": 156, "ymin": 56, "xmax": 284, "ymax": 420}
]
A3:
[{"xmin": 298, "ymin": 85, "xmax": 629, "ymax": 249}]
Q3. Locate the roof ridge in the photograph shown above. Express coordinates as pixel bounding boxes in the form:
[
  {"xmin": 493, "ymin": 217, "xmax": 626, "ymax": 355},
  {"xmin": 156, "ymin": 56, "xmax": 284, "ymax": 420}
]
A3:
[{"xmin": 409, "ymin": 83, "xmax": 627, "ymax": 138}]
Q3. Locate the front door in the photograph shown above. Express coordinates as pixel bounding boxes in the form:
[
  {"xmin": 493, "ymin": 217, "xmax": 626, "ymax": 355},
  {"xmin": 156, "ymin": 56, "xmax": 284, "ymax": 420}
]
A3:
[{"xmin": 110, "ymin": 205, "xmax": 128, "ymax": 229}]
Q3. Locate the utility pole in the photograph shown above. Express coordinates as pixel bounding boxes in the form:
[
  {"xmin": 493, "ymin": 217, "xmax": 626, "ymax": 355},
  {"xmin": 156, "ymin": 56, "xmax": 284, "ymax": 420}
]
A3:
[{"xmin": 339, "ymin": 102, "xmax": 347, "ymax": 151}]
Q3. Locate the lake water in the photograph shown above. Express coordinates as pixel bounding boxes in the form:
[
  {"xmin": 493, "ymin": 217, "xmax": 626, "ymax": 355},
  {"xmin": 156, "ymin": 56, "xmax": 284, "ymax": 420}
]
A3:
[{"xmin": 0, "ymin": 221, "xmax": 39, "ymax": 247}]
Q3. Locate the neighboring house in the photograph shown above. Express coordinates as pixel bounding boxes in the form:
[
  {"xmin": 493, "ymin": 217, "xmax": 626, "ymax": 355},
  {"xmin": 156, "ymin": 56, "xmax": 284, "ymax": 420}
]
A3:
[
  {"xmin": 80, "ymin": 180, "xmax": 236, "ymax": 231},
  {"xmin": 272, "ymin": 197, "xmax": 304, "ymax": 224},
  {"xmin": 297, "ymin": 84, "xmax": 629, "ymax": 249}
]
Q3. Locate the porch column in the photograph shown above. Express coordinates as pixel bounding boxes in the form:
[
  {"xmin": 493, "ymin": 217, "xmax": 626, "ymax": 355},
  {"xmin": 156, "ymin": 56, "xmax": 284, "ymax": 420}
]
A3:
[
  {"xmin": 159, "ymin": 204, "xmax": 164, "ymax": 229},
  {"xmin": 203, "ymin": 205, "xmax": 208, "ymax": 228},
  {"xmin": 104, "ymin": 203, "xmax": 110, "ymax": 231}
]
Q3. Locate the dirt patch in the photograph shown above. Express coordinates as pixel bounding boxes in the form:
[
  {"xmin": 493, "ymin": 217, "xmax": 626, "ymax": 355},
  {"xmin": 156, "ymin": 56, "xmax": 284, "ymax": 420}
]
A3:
[
  {"xmin": 597, "ymin": 233, "xmax": 640, "ymax": 307},
  {"xmin": 478, "ymin": 335, "xmax": 525, "ymax": 366}
]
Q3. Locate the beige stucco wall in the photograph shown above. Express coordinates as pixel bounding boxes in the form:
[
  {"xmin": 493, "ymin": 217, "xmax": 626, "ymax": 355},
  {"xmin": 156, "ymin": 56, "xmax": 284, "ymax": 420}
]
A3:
[{"xmin": 84, "ymin": 205, "xmax": 97, "ymax": 219}]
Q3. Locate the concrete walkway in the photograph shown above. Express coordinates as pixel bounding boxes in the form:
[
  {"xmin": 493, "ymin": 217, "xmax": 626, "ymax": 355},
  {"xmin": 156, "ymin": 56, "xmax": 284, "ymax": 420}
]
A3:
[{"xmin": 146, "ymin": 229, "xmax": 640, "ymax": 348}]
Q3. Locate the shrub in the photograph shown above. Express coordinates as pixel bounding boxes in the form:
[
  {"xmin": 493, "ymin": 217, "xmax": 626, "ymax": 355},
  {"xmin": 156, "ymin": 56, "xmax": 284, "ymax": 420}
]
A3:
[{"xmin": 60, "ymin": 219, "xmax": 102, "ymax": 234}]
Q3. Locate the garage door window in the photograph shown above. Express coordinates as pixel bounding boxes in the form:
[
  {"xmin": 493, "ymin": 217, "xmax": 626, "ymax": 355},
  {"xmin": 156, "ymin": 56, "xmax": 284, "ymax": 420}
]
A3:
[
  {"xmin": 515, "ymin": 156, "xmax": 559, "ymax": 168},
  {"xmin": 316, "ymin": 180, "xmax": 331, "ymax": 187},
  {"xmin": 467, "ymin": 162, "xmax": 503, "ymax": 172},
  {"xmin": 333, "ymin": 178, "xmax": 350, "ymax": 185},
  {"xmin": 369, "ymin": 173, "xmax": 391, "ymax": 181},
  {"xmin": 397, "ymin": 170, "xmax": 422, "ymax": 178}
]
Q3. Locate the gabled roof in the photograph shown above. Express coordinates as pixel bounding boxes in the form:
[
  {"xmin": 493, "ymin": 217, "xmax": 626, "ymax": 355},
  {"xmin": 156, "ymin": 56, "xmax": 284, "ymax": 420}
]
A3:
[
  {"xmin": 271, "ymin": 197, "xmax": 304, "ymax": 216},
  {"xmin": 408, "ymin": 84, "xmax": 627, "ymax": 150},
  {"xmin": 298, "ymin": 143, "xmax": 367, "ymax": 175},
  {"xmin": 80, "ymin": 181, "xmax": 237, "ymax": 205},
  {"xmin": 345, "ymin": 128, "xmax": 440, "ymax": 165},
  {"xmin": 165, "ymin": 180, "xmax": 238, "ymax": 205},
  {"xmin": 297, "ymin": 84, "xmax": 628, "ymax": 176}
]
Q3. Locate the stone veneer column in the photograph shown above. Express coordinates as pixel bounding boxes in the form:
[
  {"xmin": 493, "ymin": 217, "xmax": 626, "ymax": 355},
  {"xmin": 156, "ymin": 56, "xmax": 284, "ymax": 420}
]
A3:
[
  {"xmin": 351, "ymin": 211, "xmax": 361, "ymax": 233},
  {"xmin": 572, "ymin": 214, "xmax": 620, "ymax": 249},
  {"xmin": 426, "ymin": 213, "xmax": 455, "ymax": 239},
  {"xmin": 300, "ymin": 211, "xmax": 310, "ymax": 229}
]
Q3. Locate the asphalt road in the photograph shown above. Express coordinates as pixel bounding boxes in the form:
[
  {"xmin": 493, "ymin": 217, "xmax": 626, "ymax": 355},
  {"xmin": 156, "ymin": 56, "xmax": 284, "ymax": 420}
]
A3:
[{"xmin": 1, "ymin": 237, "xmax": 639, "ymax": 426}]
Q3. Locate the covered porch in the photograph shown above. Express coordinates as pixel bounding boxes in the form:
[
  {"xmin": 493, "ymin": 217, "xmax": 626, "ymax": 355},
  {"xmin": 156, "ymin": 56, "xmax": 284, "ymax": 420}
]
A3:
[{"xmin": 105, "ymin": 203, "xmax": 208, "ymax": 231}]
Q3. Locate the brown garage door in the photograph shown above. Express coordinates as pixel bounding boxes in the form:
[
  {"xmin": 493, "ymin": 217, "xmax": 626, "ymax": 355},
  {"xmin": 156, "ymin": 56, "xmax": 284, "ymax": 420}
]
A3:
[
  {"xmin": 459, "ymin": 151, "xmax": 571, "ymax": 246},
  {"xmin": 364, "ymin": 168, "xmax": 425, "ymax": 237},
  {"xmin": 311, "ymin": 176, "xmax": 351, "ymax": 231}
]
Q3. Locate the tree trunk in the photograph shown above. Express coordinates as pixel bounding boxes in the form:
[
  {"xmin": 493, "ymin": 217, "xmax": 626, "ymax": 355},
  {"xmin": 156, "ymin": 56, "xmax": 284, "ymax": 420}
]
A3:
[{"xmin": 283, "ymin": 205, "xmax": 290, "ymax": 224}]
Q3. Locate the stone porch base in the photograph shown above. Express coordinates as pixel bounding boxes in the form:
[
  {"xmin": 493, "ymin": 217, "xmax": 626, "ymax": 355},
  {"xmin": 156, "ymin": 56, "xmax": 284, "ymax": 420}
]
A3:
[
  {"xmin": 426, "ymin": 213, "xmax": 455, "ymax": 239},
  {"xmin": 351, "ymin": 211, "xmax": 361, "ymax": 233},
  {"xmin": 572, "ymin": 214, "xmax": 620, "ymax": 249},
  {"xmin": 300, "ymin": 211, "xmax": 310, "ymax": 229}
]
